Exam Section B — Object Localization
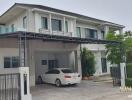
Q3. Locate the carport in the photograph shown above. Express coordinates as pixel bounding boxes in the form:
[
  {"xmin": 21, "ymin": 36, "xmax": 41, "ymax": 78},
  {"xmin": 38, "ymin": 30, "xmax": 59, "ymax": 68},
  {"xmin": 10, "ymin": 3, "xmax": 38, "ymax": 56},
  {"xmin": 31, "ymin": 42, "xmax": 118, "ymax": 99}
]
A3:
[{"xmin": 0, "ymin": 31, "xmax": 125, "ymax": 87}]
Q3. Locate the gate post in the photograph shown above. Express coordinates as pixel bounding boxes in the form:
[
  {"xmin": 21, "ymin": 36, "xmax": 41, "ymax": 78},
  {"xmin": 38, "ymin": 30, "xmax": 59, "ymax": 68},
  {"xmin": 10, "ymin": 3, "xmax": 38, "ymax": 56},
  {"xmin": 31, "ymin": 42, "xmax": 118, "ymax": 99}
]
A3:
[
  {"xmin": 19, "ymin": 67, "xmax": 32, "ymax": 100},
  {"xmin": 120, "ymin": 63, "xmax": 126, "ymax": 87}
]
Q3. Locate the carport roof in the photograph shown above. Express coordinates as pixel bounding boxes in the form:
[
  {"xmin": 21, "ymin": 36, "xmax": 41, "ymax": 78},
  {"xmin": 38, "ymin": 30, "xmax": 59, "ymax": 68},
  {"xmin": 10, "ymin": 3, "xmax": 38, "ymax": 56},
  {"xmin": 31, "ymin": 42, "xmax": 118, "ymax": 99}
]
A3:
[{"xmin": 0, "ymin": 31, "xmax": 120, "ymax": 44}]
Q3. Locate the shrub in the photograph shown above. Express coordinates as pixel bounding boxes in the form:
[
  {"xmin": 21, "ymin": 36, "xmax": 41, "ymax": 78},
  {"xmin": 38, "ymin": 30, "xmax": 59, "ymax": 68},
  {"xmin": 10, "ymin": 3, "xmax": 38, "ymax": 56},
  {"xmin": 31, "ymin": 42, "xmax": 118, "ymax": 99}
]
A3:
[
  {"xmin": 125, "ymin": 78, "xmax": 132, "ymax": 87},
  {"xmin": 126, "ymin": 63, "xmax": 132, "ymax": 78},
  {"xmin": 81, "ymin": 48, "xmax": 95, "ymax": 77}
]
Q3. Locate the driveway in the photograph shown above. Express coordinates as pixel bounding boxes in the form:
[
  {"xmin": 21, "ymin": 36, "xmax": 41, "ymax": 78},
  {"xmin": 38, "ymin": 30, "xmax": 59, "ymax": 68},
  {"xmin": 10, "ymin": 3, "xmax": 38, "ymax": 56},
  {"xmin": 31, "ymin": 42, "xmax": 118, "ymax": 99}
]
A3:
[{"xmin": 31, "ymin": 81, "xmax": 132, "ymax": 100}]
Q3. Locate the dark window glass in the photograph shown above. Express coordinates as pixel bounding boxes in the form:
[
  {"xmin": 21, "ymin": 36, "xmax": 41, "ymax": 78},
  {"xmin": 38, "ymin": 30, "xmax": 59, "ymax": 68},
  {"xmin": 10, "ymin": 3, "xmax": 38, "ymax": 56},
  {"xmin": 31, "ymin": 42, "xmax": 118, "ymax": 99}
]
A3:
[
  {"xmin": 48, "ymin": 60, "xmax": 58, "ymax": 70},
  {"xmin": 4, "ymin": 57, "xmax": 11, "ymax": 68},
  {"xmin": 45, "ymin": 69, "xmax": 60, "ymax": 74},
  {"xmin": 42, "ymin": 60, "xmax": 47, "ymax": 65},
  {"xmin": 52, "ymin": 70, "xmax": 60, "ymax": 74},
  {"xmin": 23, "ymin": 16, "xmax": 27, "ymax": 28},
  {"xmin": 65, "ymin": 21, "xmax": 68, "ymax": 32},
  {"xmin": 4, "ymin": 57, "xmax": 19, "ymax": 68},
  {"xmin": 41, "ymin": 17, "xmax": 48, "ymax": 29},
  {"xmin": 61, "ymin": 69, "xmax": 73, "ymax": 73},
  {"xmin": 12, "ymin": 57, "xmax": 19, "ymax": 68},
  {"xmin": 101, "ymin": 31, "xmax": 105, "ymax": 39},
  {"xmin": 101, "ymin": 58, "xmax": 107, "ymax": 73},
  {"xmin": 85, "ymin": 28, "xmax": 97, "ymax": 38},
  {"xmin": 52, "ymin": 19, "xmax": 62, "ymax": 31},
  {"xmin": 76, "ymin": 27, "xmax": 81, "ymax": 37}
]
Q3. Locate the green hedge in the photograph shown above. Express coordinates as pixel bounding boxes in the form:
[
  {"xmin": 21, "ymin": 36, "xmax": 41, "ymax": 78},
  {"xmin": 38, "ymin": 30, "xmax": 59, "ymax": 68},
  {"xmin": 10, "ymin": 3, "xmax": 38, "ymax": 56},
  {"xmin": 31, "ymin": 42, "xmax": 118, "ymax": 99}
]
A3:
[
  {"xmin": 126, "ymin": 63, "xmax": 132, "ymax": 78},
  {"xmin": 125, "ymin": 78, "xmax": 132, "ymax": 87}
]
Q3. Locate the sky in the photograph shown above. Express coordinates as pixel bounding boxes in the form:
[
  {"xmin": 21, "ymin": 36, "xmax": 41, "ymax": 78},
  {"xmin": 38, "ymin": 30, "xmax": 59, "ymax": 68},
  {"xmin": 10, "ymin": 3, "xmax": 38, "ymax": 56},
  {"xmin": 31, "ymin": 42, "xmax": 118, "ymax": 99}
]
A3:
[{"xmin": 0, "ymin": 0, "xmax": 131, "ymax": 31}]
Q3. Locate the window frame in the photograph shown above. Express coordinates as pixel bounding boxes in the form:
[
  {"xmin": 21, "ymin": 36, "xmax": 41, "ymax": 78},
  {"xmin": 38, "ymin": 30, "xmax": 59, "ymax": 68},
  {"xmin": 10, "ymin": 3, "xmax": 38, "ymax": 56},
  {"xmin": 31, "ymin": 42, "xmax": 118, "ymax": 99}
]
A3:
[
  {"xmin": 4, "ymin": 56, "xmax": 19, "ymax": 68},
  {"xmin": 51, "ymin": 19, "xmax": 62, "ymax": 31},
  {"xmin": 41, "ymin": 17, "xmax": 48, "ymax": 29},
  {"xmin": 76, "ymin": 27, "xmax": 81, "ymax": 37}
]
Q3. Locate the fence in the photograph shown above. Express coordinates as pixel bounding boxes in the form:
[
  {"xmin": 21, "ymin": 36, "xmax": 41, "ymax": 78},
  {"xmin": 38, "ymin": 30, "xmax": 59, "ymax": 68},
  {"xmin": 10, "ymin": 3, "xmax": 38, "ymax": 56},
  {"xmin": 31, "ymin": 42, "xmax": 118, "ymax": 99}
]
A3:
[
  {"xmin": 0, "ymin": 67, "xmax": 32, "ymax": 100},
  {"xmin": 0, "ymin": 74, "xmax": 21, "ymax": 100}
]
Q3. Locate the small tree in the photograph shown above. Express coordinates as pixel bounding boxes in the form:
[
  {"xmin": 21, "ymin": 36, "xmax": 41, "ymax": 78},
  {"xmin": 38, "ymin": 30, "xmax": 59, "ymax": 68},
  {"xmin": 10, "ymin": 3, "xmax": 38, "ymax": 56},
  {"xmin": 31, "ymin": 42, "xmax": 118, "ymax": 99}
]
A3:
[
  {"xmin": 81, "ymin": 48, "xmax": 95, "ymax": 77},
  {"xmin": 106, "ymin": 32, "xmax": 132, "ymax": 65}
]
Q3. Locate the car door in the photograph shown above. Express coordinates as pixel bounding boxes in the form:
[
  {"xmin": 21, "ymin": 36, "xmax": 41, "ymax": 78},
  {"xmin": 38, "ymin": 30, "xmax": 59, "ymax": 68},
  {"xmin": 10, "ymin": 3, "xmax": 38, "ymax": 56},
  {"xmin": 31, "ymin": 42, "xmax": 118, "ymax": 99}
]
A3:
[
  {"xmin": 50, "ymin": 70, "xmax": 60, "ymax": 84},
  {"xmin": 44, "ymin": 70, "xmax": 53, "ymax": 83}
]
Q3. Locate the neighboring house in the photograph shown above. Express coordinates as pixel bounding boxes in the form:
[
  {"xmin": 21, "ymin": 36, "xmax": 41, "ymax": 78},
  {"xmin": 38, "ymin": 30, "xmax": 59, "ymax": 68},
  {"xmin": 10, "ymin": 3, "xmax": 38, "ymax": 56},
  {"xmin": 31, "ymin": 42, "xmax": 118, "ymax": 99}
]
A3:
[{"xmin": 0, "ymin": 3, "xmax": 124, "ymax": 86}]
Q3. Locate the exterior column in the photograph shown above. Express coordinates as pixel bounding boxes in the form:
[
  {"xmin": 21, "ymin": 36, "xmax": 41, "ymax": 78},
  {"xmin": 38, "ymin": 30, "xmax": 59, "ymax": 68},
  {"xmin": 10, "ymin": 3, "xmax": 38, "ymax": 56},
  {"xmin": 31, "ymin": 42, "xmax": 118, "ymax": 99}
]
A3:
[
  {"xmin": 104, "ymin": 25, "xmax": 109, "ymax": 37},
  {"xmin": 73, "ymin": 19, "xmax": 76, "ymax": 37},
  {"xmin": 49, "ymin": 14, "xmax": 52, "ymax": 34},
  {"xmin": 74, "ymin": 50, "xmax": 82, "ymax": 77},
  {"xmin": 119, "ymin": 28, "xmax": 123, "ymax": 35}
]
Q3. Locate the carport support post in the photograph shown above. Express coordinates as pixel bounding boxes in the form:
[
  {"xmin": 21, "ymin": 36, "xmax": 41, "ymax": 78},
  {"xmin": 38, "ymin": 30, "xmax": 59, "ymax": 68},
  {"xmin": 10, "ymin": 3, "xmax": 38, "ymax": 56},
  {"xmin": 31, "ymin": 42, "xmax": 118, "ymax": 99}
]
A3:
[{"xmin": 74, "ymin": 50, "xmax": 82, "ymax": 77}]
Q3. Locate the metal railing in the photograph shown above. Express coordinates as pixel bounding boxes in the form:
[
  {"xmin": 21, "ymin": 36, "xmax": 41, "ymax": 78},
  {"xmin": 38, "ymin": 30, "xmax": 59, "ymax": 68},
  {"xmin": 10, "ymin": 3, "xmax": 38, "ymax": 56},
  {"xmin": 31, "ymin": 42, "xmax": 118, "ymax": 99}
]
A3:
[{"xmin": 0, "ymin": 74, "xmax": 21, "ymax": 100}]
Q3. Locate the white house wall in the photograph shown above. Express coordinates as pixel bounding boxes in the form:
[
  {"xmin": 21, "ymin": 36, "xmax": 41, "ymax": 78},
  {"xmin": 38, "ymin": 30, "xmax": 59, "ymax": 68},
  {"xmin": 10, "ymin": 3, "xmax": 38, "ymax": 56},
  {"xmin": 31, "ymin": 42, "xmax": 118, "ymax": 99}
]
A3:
[{"xmin": 5, "ymin": 10, "xmax": 28, "ymax": 31}]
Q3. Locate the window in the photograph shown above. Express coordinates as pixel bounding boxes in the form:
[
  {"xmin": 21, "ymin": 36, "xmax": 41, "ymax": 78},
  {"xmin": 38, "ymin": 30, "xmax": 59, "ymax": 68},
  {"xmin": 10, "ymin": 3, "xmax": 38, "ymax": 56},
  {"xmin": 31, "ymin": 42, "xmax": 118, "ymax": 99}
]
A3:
[
  {"xmin": 42, "ymin": 60, "xmax": 47, "ymax": 65},
  {"xmin": 23, "ymin": 16, "xmax": 27, "ymax": 28},
  {"xmin": 101, "ymin": 58, "xmax": 107, "ymax": 73},
  {"xmin": 41, "ymin": 17, "xmax": 48, "ymax": 29},
  {"xmin": 48, "ymin": 60, "xmax": 58, "ymax": 70},
  {"xmin": 85, "ymin": 28, "xmax": 97, "ymax": 38},
  {"xmin": 52, "ymin": 19, "xmax": 62, "ymax": 31},
  {"xmin": 65, "ymin": 21, "xmax": 68, "ymax": 32},
  {"xmin": 45, "ymin": 69, "xmax": 60, "ymax": 74},
  {"xmin": 76, "ymin": 27, "xmax": 81, "ymax": 37},
  {"xmin": 11, "ymin": 24, "xmax": 15, "ymax": 32},
  {"xmin": 4, "ymin": 57, "xmax": 19, "ymax": 68},
  {"xmin": 61, "ymin": 69, "xmax": 73, "ymax": 73},
  {"xmin": 101, "ymin": 31, "xmax": 105, "ymax": 39}
]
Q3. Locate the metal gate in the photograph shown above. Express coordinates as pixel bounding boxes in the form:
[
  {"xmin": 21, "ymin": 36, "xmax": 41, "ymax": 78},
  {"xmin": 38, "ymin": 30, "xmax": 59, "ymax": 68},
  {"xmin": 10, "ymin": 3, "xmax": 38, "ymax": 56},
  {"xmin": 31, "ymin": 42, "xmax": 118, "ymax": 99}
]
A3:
[
  {"xmin": 0, "ymin": 74, "xmax": 21, "ymax": 100},
  {"xmin": 110, "ymin": 66, "xmax": 121, "ymax": 86}
]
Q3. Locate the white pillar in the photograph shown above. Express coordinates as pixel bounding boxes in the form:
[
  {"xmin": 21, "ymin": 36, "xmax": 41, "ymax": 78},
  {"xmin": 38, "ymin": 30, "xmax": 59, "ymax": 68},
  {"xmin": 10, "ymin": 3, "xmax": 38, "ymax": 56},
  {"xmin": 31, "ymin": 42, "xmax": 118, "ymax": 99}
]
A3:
[
  {"xmin": 104, "ymin": 25, "xmax": 109, "ymax": 37},
  {"xmin": 74, "ymin": 50, "xmax": 82, "ymax": 77},
  {"xmin": 120, "ymin": 63, "xmax": 126, "ymax": 87},
  {"xmin": 73, "ymin": 19, "xmax": 76, "ymax": 37},
  {"xmin": 49, "ymin": 14, "xmax": 52, "ymax": 34},
  {"xmin": 19, "ymin": 67, "xmax": 32, "ymax": 100},
  {"xmin": 119, "ymin": 28, "xmax": 123, "ymax": 35}
]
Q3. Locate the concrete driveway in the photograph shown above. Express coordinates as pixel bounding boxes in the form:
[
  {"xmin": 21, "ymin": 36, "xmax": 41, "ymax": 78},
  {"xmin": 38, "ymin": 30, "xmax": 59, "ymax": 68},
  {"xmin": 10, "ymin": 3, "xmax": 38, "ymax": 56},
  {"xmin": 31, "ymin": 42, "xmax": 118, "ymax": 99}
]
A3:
[{"xmin": 31, "ymin": 81, "xmax": 132, "ymax": 100}]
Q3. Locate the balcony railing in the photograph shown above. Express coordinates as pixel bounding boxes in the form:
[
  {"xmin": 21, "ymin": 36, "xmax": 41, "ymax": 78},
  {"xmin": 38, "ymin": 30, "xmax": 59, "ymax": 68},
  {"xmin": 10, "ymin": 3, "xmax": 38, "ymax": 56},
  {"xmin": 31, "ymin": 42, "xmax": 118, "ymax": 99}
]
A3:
[
  {"xmin": 0, "ymin": 26, "xmax": 17, "ymax": 34},
  {"xmin": 39, "ymin": 28, "xmax": 75, "ymax": 37}
]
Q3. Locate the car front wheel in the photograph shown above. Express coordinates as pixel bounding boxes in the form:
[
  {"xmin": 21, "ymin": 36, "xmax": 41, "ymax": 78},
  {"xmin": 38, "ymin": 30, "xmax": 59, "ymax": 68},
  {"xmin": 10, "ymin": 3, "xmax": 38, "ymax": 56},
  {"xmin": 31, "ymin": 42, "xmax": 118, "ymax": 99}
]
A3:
[{"xmin": 55, "ymin": 79, "xmax": 61, "ymax": 87}]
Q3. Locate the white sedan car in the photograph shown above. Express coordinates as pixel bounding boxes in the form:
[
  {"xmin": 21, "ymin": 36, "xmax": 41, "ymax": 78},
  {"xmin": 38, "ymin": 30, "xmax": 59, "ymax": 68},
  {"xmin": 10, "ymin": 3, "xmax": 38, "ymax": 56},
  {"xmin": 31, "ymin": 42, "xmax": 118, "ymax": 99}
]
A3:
[{"xmin": 43, "ymin": 68, "xmax": 81, "ymax": 87}]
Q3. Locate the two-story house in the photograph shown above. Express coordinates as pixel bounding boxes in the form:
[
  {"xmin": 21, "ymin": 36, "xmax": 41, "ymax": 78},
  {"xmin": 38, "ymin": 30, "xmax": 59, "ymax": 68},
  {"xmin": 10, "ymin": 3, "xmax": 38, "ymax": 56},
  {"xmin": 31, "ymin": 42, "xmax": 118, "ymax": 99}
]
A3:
[{"xmin": 0, "ymin": 3, "xmax": 124, "ymax": 86}]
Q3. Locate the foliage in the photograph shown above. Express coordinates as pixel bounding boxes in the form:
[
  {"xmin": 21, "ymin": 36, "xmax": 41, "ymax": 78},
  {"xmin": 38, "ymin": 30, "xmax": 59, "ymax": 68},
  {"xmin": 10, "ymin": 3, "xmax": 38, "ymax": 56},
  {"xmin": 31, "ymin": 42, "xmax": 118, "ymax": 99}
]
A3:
[
  {"xmin": 125, "ymin": 78, "xmax": 132, "ymax": 87},
  {"xmin": 126, "ymin": 63, "xmax": 132, "ymax": 78},
  {"xmin": 81, "ymin": 48, "xmax": 95, "ymax": 76},
  {"xmin": 105, "ymin": 32, "xmax": 132, "ymax": 64},
  {"xmin": 105, "ymin": 32, "xmax": 123, "ymax": 64}
]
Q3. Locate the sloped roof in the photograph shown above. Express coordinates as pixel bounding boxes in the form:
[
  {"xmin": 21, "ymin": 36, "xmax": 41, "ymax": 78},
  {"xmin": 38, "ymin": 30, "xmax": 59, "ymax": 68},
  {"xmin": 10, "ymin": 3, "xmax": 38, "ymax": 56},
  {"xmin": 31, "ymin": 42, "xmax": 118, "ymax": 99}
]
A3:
[{"xmin": 0, "ymin": 3, "xmax": 125, "ymax": 28}]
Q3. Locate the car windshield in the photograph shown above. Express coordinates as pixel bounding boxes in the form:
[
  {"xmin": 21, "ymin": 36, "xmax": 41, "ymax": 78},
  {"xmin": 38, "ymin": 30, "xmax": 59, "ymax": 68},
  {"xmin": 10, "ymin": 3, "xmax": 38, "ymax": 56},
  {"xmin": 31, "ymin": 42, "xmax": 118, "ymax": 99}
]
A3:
[{"xmin": 61, "ymin": 69, "xmax": 73, "ymax": 73}]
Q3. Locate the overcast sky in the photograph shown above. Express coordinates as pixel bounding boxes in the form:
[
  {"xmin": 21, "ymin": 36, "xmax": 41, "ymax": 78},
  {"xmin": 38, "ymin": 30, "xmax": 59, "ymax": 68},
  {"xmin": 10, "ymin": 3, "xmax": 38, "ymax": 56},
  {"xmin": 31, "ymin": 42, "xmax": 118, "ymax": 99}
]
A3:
[{"xmin": 0, "ymin": 0, "xmax": 131, "ymax": 31}]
